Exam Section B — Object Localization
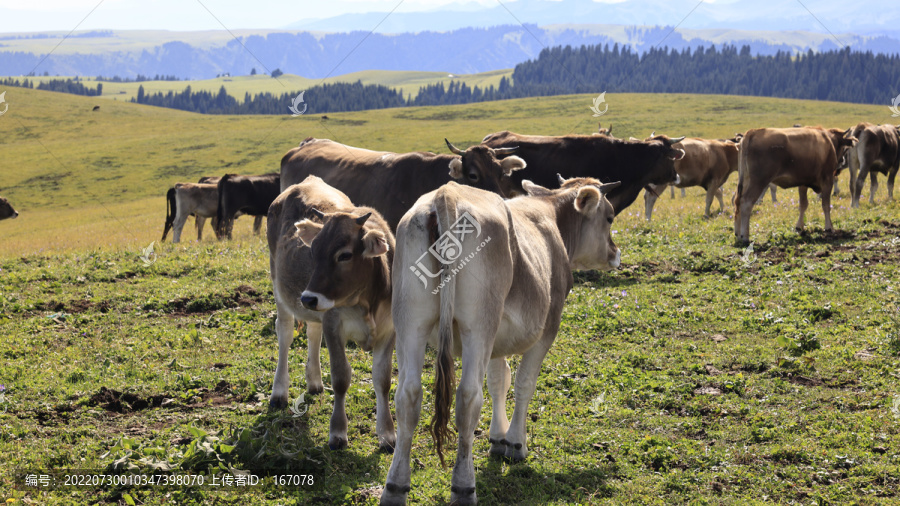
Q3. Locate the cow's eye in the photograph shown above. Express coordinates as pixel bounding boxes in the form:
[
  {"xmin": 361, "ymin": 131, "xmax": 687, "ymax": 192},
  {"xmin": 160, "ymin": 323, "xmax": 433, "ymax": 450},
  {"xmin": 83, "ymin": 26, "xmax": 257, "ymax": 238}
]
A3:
[
  {"xmin": 468, "ymin": 172, "xmax": 479, "ymax": 182},
  {"xmin": 606, "ymin": 217, "xmax": 613, "ymax": 224},
  {"xmin": 337, "ymin": 252, "xmax": 352, "ymax": 262}
]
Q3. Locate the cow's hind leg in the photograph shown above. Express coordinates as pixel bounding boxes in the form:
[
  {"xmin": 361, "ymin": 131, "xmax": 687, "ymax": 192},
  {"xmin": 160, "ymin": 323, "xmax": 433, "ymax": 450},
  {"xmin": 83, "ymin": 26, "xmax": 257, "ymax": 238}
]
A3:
[
  {"xmin": 887, "ymin": 165, "xmax": 898, "ymax": 201},
  {"xmin": 735, "ymin": 183, "xmax": 763, "ymax": 244},
  {"xmin": 643, "ymin": 186, "xmax": 661, "ymax": 221},
  {"xmin": 305, "ymin": 322, "xmax": 324, "ymax": 394},
  {"xmin": 373, "ymin": 333, "xmax": 397, "ymax": 452},
  {"xmin": 796, "ymin": 186, "xmax": 809, "ymax": 231},
  {"xmin": 382, "ymin": 323, "xmax": 429, "ymax": 506},
  {"xmin": 821, "ymin": 180, "xmax": 834, "ymax": 232},
  {"xmin": 487, "ymin": 357, "xmax": 511, "ymax": 457},
  {"xmin": 703, "ymin": 185, "xmax": 716, "ymax": 217},
  {"xmin": 172, "ymin": 208, "xmax": 190, "ymax": 244},
  {"xmin": 869, "ymin": 172, "xmax": 879, "ymax": 204},
  {"xmin": 502, "ymin": 337, "xmax": 554, "ymax": 463},
  {"xmin": 450, "ymin": 328, "xmax": 493, "ymax": 505},
  {"xmin": 196, "ymin": 217, "xmax": 206, "ymax": 241},
  {"xmin": 269, "ymin": 304, "xmax": 296, "ymax": 410},
  {"xmin": 253, "ymin": 215, "xmax": 264, "ymax": 235},
  {"xmin": 852, "ymin": 166, "xmax": 869, "ymax": 208}
]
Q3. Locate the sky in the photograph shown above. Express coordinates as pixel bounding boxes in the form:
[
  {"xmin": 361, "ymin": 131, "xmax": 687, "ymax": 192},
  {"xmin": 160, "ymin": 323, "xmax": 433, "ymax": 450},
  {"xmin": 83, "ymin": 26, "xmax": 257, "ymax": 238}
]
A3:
[
  {"xmin": 0, "ymin": 0, "xmax": 739, "ymax": 33},
  {"xmin": 0, "ymin": 0, "xmax": 885, "ymax": 34}
]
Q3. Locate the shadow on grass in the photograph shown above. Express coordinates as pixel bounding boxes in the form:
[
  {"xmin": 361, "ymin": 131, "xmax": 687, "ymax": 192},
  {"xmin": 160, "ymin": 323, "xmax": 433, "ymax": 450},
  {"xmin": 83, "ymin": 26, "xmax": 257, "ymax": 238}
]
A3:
[
  {"xmin": 733, "ymin": 227, "xmax": 859, "ymax": 250},
  {"xmin": 227, "ymin": 409, "xmax": 389, "ymax": 502},
  {"xmin": 574, "ymin": 270, "xmax": 640, "ymax": 287},
  {"xmin": 474, "ymin": 457, "xmax": 616, "ymax": 503}
]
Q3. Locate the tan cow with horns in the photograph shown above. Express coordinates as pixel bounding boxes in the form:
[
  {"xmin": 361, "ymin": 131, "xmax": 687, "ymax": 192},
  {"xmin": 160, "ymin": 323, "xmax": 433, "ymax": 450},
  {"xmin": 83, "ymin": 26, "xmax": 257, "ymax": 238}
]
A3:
[
  {"xmin": 267, "ymin": 176, "xmax": 396, "ymax": 452},
  {"xmin": 381, "ymin": 177, "xmax": 621, "ymax": 505}
]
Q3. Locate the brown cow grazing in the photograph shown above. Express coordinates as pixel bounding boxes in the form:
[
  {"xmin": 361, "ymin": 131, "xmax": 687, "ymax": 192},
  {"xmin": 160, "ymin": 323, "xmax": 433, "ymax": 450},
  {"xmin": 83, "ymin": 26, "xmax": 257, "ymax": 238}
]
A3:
[
  {"xmin": 644, "ymin": 137, "xmax": 740, "ymax": 220},
  {"xmin": 848, "ymin": 122, "xmax": 900, "ymax": 207},
  {"xmin": 0, "ymin": 197, "xmax": 17, "ymax": 220},
  {"xmin": 382, "ymin": 178, "xmax": 621, "ymax": 505},
  {"xmin": 481, "ymin": 131, "xmax": 684, "ymax": 215},
  {"xmin": 280, "ymin": 138, "xmax": 525, "ymax": 231},
  {"xmin": 268, "ymin": 176, "xmax": 396, "ymax": 451},
  {"xmin": 734, "ymin": 126, "xmax": 857, "ymax": 244},
  {"xmin": 161, "ymin": 183, "xmax": 220, "ymax": 243}
]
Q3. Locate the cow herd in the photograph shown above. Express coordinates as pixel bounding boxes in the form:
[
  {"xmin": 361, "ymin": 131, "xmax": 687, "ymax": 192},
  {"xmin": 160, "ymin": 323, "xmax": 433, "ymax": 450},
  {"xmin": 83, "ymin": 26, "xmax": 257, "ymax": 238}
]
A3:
[{"xmin": 149, "ymin": 123, "xmax": 900, "ymax": 504}]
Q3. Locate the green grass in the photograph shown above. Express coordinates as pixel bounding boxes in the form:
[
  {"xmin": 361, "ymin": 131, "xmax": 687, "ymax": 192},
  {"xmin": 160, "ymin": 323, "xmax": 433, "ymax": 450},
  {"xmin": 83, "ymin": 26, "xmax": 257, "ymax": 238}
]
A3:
[{"xmin": 1, "ymin": 88, "xmax": 899, "ymax": 504}]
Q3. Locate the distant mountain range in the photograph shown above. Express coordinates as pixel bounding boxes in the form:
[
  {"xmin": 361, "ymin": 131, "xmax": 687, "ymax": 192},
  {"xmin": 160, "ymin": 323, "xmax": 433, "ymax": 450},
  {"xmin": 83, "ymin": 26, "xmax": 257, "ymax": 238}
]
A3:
[
  {"xmin": 289, "ymin": 0, "xmax": 900, "ymax": 39},
  {"xmin": 1, "ymin": 22, "xmax": 898, "ymax": 80}
]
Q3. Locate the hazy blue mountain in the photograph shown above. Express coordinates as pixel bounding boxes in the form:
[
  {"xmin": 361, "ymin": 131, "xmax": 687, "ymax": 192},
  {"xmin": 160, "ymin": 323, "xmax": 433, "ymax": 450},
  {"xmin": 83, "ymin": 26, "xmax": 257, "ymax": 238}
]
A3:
[
  {"xmin": 1, "ymin": 23, "xmax": 898, "ymax": 79},
  {"xmin": 287, "ymin": 0, "xmax": 900, "ymax": 36}
]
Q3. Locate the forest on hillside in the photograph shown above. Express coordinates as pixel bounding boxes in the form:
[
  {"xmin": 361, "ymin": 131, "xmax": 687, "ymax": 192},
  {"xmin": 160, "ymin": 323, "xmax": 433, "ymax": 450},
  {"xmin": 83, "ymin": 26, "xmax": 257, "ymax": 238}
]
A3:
[{"xmin": 4, "ymin": 44, "xmax": 898, "ymax": 114}]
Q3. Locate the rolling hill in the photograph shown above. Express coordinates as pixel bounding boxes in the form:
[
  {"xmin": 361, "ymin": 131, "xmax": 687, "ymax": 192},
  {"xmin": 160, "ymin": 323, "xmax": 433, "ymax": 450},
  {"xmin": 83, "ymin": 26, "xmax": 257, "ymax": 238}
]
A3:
[{"xmin": 0, "ymin": 86, "xmax": 892, "ymax": 257}]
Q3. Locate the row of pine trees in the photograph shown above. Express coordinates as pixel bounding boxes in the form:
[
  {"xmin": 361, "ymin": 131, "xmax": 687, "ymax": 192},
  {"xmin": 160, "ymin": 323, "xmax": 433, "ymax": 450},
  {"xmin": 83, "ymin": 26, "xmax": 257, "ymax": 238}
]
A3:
[{"xmin": 4, "ymin": 44, "xmax": 899, "ymax": 113}]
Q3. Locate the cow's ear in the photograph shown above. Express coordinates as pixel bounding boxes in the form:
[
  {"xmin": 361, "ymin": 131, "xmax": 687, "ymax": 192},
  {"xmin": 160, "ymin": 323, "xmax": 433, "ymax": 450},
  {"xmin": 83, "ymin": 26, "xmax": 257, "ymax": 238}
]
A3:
[
  {"xmin": 295, "ymin": 219, "xmax": 323, "ymax": 247},
  {"xmin": 500, "ymin": 155, "xmax": 526, "ymax": 175},
  {"xmin": 448, "ymin": 158, "xmax": 464, "ymax": 179},
  {"xmin": 522, "ymin": 180, "xmax": 553, "ymax": 196},
  {"xmin": 362, "ymin": 229, "xmax": 389, "ymax": 258},
  {"xmin": 667, "ymin": 148, "xmax": 686, "ymax": 161},
  {"xmin": 574, "ymin": 186, "xmax": 601, "ymax": 214}
]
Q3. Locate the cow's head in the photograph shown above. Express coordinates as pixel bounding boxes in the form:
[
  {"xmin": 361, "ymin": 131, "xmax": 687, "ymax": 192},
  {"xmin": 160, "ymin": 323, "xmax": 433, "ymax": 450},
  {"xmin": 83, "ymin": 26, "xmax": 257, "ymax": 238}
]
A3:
[
  {"xmin": 826, "ymin": 128, "xmax": 858, "ymax": 162},
  {"xmin": 527, "ymin": 177, "xmax": 621, "ymax": 271},
  {"xmin": 294, "ymin": 209, "xmax": 393, "ymax": 311},
  {"xmin": 445, "ymin": 139, "xmax": 526, "ymax": 197},
  {"xmin": 597, "ymin": 123, "xmax": 613, "ymax": 136},
  {"xmin": 642, "ymin": 134, "xmax": 685, "ymax": 185},
  {"xmin": 0, "ymin": 197, "xmax": 17, "ymax": 220}
]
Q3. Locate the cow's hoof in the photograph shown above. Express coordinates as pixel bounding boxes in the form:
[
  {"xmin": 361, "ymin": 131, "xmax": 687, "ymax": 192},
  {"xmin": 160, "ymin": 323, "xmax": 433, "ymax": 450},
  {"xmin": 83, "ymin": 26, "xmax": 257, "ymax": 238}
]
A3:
[
  {"xmin": 268, "ymin": 396, "xmax": 288, "ymax": 411},
  {"xmin": 450, "ymin": 485, "xmax": 477, "ymax": 505},
  {"xmin": 380, "ymin": 483, "xmax": 409, "ymax": 505},
  {"xmin": 378, "ymin": 435, "xmax": 396, "ymax": 454},
  {"xmin": 307, "ymin": 383, "xmax": 324, "ymax": 395},
  {"xmin": 328, "ymin": 436, "xmax": 348, "ymax": 451},
  {"xmin": 488, "ymin": 438, "xmax": 506, "ymax": 459},
  {"xmin": 501, "ymin": 439, "xmax": 527, "ymax": 463}
]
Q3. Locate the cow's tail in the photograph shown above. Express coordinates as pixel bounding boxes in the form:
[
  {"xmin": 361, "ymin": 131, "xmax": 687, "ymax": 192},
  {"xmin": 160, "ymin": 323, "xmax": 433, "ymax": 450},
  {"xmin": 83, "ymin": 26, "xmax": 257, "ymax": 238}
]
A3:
[
  {"xmin": 161, "ymin": 187, "xmax": 176, "ymax": 241},
  {"xmin": 215, "ymin": 175, "xmax": 231, "ymax": 239},
  {"xmin": 736, "ymin": 135, "xmax": 749, "ymax": 208},
  {"xmin": 430, "ymin": 190, "xmax": 458, "ymax": 468}
]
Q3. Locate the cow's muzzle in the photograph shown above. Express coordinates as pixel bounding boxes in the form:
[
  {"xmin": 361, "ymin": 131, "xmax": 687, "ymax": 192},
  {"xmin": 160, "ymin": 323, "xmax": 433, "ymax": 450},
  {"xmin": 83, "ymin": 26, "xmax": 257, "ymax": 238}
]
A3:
[
  {"xmin": 300, "ymin": 291, "xmax": 334, "ymax": 311},
  {"xmin": 610, "ymin": 248, "xmax": 622, "ymax": 270}
]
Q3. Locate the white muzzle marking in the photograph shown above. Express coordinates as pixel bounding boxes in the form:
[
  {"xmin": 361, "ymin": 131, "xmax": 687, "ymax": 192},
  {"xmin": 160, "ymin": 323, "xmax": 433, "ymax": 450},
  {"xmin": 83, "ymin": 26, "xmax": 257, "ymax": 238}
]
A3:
[{"xmin": 301, "ymin": 290, "xmax": 334, "ymax": 311}]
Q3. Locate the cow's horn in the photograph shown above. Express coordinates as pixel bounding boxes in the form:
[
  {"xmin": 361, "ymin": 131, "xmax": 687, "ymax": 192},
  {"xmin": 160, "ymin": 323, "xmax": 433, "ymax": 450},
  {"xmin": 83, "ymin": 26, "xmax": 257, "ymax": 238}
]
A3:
[
  {"xmin": 666, "ymin": 136, "xmax": 686, "ymax": 145},
  {"xmin": 309, "ymin": 208, "xmax": 325, "ymax": 220},
  {"xmin": 598, "ymin": 181, "xmax": 621, "ymax": 194},
  {"xmin": 492, "ymin": 146, "xmax": 519, "ymax": 156},
  {"xmin": 650, "ymin": 131, "xmax": 656, "ymax": 137},
  {"xmin": 444, "ymin": 138, "xmax": 465, "ymax": 155},
  {"xmin": 557, "ymin": 173, "xmax": 566, "ymax": 185},
  {"xmin": 355, "ymin": 213, "xmax": 372, "ymax": 226}
]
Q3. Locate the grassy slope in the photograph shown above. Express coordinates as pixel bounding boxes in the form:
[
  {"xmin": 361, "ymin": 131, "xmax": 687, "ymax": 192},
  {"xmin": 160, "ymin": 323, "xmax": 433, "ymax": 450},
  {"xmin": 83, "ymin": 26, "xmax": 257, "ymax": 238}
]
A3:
[
  {"xmin": 1, "ymin": 89, "xmax": 899, "ymax": 504},
  {"xmin": 19, "ymin": 69, "xmax": 515, "ymax": 103}
]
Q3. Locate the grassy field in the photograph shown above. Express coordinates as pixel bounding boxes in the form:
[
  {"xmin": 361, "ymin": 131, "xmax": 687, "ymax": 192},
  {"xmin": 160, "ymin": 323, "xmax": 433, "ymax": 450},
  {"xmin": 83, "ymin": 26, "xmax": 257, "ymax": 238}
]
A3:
[
  {"xmin": 1, "ymin": 89, "xmax": 899, "ymax": 504},
  {"xmin": 19, "ymin": 69, "xmax": 515, "ymax": 103}
]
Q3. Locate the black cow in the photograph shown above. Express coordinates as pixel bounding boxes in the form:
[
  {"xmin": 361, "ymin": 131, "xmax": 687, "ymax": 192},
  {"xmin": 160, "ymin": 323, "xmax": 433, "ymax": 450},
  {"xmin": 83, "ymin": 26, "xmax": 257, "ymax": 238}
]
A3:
[
  {"xmin": 216, "ymin": 173, "xmax": 281, "ymax": 239},
  {"xmin": 481, "ymin": 131, "xmax": 684, "ymax": 214},
  {"xmin": 0, "ymin": 196, "xmax": 18, "ymax": 220}
]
